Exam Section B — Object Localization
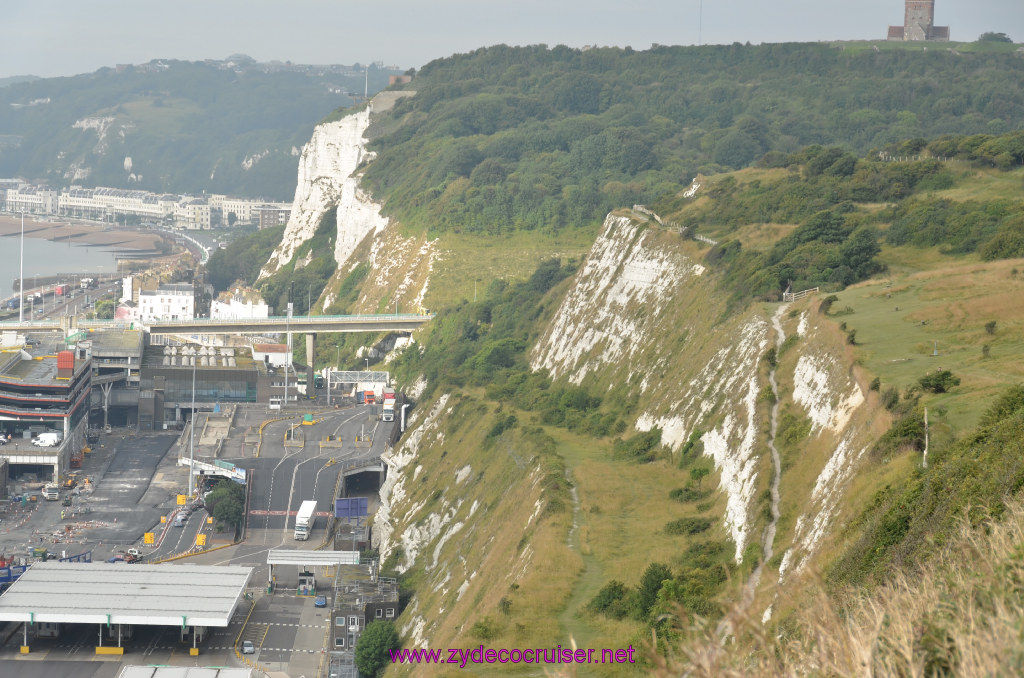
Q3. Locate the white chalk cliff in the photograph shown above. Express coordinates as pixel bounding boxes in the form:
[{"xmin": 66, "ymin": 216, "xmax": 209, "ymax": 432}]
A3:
[{"xmin": 259, "ymin": 107, "xmax": 388, "ymax": 279}]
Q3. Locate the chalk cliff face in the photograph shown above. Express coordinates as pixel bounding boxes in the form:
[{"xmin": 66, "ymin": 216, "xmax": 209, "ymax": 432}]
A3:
[
  {"xmin": 359, "ymin": 206, "xmax": 884, "ymax": 660},
  {"xmin": 268, "ymin": 99, "xmax": 881, "ymax": 655},
  {"xmin": 529, "ymin": 210, "xmax": 874, "ymax": 570},
  {"xmin": 259, "ymin": 108, "xmax": 388, "ymax": 279}
]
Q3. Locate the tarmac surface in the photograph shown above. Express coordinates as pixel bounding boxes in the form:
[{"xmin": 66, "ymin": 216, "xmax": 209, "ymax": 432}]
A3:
[{"xmin": 0, "ymin": 400, "xmax": 395, "ymax": 676}]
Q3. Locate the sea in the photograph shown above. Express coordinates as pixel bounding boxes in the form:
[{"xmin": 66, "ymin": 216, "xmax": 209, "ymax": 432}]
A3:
[{"xmin": 0, "ymin": 235, "xmax": 121, "ymax": 294}]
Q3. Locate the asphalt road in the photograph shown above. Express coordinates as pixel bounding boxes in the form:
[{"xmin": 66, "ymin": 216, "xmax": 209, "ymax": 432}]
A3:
[{"xmin": 204, "ymin": 403, "xmax": 392, "ymax": 578}]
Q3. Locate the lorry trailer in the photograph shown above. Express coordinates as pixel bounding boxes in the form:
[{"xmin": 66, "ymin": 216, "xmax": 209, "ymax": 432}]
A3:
[{"xmin": 294, "ymin": 500, "xmax": 317, "ymax": 540}]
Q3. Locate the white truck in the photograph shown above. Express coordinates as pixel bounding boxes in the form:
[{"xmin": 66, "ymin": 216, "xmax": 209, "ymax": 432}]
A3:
[
  {"xmin": 381, "ymin": 387, "xmax": 396, "ymax": 422},
  {"xmin": 294, "ymin": 500, "xmax": 317, "ymax": 540}
]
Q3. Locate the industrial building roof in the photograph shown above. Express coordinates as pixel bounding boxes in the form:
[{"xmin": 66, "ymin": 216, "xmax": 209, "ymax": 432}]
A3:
[
  {"xmin": 85, "ymin": 329, "xmax": 144, "ymax": 355},
  {"xmin": 0, "ymin": 339, "xmax": 87, "ymax": 386},
  {"xmin": 267, "ymin": 549, "xmax": 360, "ymax": 566},
  {"xmin": 252, "ymin": 343, "xmax": 287, "ymax": 353},
  {"xmin": 119, "ymin": 668, "xmax": 255, "ymax": 678},
  {"xmin": 0, "ymin": 562, "xmax": 252, "ymax": 627}
]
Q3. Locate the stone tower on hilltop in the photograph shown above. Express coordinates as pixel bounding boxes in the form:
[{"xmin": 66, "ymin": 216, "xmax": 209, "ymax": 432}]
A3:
[{"xmin": 888, "ymin": 0, "xmax": 950, "ymax": 41}]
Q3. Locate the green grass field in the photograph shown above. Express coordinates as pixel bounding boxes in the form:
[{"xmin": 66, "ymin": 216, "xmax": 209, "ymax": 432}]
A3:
[
  {"xmin": 425, "ymin": 228, "xmax": 598, "ymax": 310},
  {"xmin": 831, "ymin": 254, "xmax": 1024, "ymax": 431},
  {"xmin": 119, "ymin": 98, "xmax": 203, "ymax": 135},
  {"xmin": 932, "ymin": 167, "xmax": 1024, "ymax": 202}
]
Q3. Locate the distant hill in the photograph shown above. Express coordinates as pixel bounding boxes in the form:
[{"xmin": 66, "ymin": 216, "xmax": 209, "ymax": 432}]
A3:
[
  {"xmin": 0, "ymin": 75, "xmax": 40, "ymax": 88},
  {"xmin": 0, "ymin": 59, "xmax": 404, "ymax": 199}
]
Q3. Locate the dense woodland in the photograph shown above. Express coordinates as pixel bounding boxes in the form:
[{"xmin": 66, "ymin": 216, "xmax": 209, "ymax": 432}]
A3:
[{"xmin": 364, "ymin": 42, "xmax": 1024, "ymax": 235}]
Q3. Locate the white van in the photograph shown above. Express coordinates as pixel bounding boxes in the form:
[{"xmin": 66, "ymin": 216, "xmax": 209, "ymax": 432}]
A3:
[{"xmin": 32, "ymin": 432, "xmax": 63, "ymax": 447}]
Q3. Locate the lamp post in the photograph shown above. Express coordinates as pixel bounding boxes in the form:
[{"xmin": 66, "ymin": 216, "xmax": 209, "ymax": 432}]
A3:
[
  {"xmin": 329, "ymin": 341, "xmax": 340, "ymax": 405},
  {"xmin": 18, "ymin": 212, "xmax": 24, "ymax": 323},
  {"xmin": 285, "ymin": 302, "xmax": 292, "ymax": 406},
  {"xmin": 188, "ymin": 351, "xmax": 196, "ymax": 497}
]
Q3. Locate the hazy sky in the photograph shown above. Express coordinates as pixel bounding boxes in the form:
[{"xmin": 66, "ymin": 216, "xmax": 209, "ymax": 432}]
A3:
[{"xmin": 2, "ymin": 0, "xmax": 1022, "ymax": 79}]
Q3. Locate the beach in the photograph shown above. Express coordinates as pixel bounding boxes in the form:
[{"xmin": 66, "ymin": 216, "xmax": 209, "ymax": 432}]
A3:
[{"xmin": 0, "ymin": 215, "xmax": 164, "ymax": 252}]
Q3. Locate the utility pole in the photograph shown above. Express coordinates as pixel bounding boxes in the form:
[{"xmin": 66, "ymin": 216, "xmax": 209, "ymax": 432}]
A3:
[
  {"xmin": 285, "ymin": 302, "xmax": 293, "ymax": 407},
  {"xmin": 188, "ymin": 353, "xmax": 197, "ymax": 497},
  {"xmin": 19, "ymin": 212, "xmax": 24, "ymax": 323}
]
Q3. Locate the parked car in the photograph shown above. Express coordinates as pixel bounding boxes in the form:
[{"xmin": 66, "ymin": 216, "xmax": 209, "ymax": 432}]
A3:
[
  {"xmin": 314, "ymin": 595, "xmax": 327, "ymax": 608},
  {"xmin": 241, "ymin": 640, "xmax": 255, "ymax": 654}
]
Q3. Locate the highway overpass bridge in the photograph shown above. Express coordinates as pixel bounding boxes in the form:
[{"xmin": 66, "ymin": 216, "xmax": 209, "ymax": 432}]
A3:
[{"xmin": 0, "ymin": 313, "xmax": 432, "ymax": 336}]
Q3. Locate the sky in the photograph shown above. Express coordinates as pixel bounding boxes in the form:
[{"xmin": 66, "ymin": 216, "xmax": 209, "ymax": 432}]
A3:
[{"xmin": 2, "ymin": 0, "xmax": 1022, "ymax": 79}]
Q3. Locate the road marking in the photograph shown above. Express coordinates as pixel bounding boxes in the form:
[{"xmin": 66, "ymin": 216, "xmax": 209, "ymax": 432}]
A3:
[{"xmin": 248, "ymin": 510, "xmax": 332, "ymax": 516}]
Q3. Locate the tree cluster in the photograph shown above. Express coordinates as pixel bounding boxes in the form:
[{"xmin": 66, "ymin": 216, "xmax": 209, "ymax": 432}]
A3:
[
  {"xmin": 363, "ymin": 43, "xmax": 1024, "ymax": 235},
  {"xmin": 204, "ymin": 480, "xmax": 245, "ymax": 533}
]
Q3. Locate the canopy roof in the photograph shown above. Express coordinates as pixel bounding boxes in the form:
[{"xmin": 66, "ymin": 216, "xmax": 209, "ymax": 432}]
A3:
[{"xmin": 0, "ymin": 562, "xmax": 252, "ymax": 627}]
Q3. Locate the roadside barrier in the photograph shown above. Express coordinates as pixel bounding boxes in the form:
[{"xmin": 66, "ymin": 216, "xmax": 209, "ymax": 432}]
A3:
[
  {"xmin": 150, "ymin": 540, "xmax": 234, "ymax": 564},
  {"xmin": 234, "ymin": 596, "xmax": 270, "ymax": 673}
]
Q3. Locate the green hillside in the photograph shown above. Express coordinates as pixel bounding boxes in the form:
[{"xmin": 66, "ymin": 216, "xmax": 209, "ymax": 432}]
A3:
[
  {"xmin": 205, "ymin": 41, "xmax": 1024, "ymax": 676},
  {"xmin": 370, "ymin": 142, "xmax": 1024, "ymax": 672},
  {"xmin": 361, "ymin": 42, "xmax": 1024, "ymax": 236}
]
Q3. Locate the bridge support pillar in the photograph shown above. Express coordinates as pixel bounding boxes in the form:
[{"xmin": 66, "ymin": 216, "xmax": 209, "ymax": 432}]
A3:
[
  {"xmin": 60, "ymin": 315, "xmax": 78, "ymax": 339},
  {"xmin": 101, "ymin": 382, "xmax": 113, "ymax": 430},
  {"xmin": 305, "ymin": 333, "xmax": 316, "ymax": 399}
]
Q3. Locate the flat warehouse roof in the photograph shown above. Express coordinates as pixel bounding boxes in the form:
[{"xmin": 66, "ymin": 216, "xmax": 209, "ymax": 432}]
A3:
[
  {"xmin": 119, "ymin": 668, "xmax": 255, "ymax": 678},
  {"xmin": 0, "ymin": 562, "xmax": 252, "ymax": 627},
  {"xmin": 267, "ymin": 549, "xmax": 360, "ymax": 566}
]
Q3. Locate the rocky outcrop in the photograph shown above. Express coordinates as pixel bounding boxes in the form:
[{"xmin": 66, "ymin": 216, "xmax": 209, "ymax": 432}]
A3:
[
  {"xmin": 259, "ymin": 107, "xmax": 388, "ymax": 279},
  {"xmin": 531, "ymin": 213, "xmax": 705, "ymax": 383}
]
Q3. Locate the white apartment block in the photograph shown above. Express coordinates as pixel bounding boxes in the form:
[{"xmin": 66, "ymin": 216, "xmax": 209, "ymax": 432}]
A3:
[
  {"xmin": 5, "ymin": 185, "xmax": 58, "ymax": 214},
  {"xmin": 209, "ymin": 194, "xmax": 291, "ymax": 226},
  {"xmin": 138, "ymin": 284, "xmax": 196, "ymax": 322},
  {"xmin": 4, "ymin": 184, "xmax": 289, "ymax": 231},
  {"xmin": 174, "ymin": 199, "xmax": 211, "ymax": 230},
  {"xmin": 59, "ymin": 187, "xmax": 178, "ymax": 221}
]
